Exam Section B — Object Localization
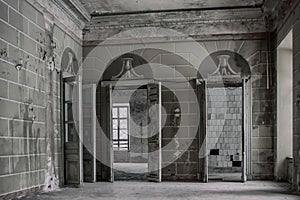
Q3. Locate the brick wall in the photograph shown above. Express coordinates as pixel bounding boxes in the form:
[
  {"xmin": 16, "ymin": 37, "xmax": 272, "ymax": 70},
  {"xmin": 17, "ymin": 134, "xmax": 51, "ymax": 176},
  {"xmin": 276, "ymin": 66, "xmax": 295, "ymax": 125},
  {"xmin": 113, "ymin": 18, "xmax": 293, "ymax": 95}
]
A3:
[
  {"xmin": 0, "ymin": 0, "xmax": 82, "ymax": 197},
  {"xmin": 207, "ymin": 87, "xmax": 243, "ymax": 173}
]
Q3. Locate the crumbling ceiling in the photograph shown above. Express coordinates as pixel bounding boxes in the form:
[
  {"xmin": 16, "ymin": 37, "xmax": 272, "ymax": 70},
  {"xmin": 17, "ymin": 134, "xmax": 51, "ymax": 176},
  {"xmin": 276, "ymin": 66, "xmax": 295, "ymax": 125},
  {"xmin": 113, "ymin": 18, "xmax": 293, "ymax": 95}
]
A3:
[
  {"xmin": 61, "ymin": 0, "xmax": 291, "ymax": 39},
  {"xmin": 77, "ymin": 0, "xmax": 265, "ymax": 16}
]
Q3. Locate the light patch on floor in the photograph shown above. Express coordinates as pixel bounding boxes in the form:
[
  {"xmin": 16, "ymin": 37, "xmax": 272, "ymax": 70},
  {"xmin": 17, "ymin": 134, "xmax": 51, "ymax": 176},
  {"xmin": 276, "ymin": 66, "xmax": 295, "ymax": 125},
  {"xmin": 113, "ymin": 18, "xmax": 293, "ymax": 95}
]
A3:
[
  {"xmin": 209, "ymin": 173, "xmax": 242, "ymax": 182},
  {"xmin": 114, "ymin": 163, "xmax": 148, "ymax": 174}
]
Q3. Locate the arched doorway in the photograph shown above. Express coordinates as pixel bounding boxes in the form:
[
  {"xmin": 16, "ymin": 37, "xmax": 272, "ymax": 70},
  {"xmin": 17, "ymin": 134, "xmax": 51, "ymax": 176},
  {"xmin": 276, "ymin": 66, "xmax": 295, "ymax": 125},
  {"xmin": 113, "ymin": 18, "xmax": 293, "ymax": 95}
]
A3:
[
  {"xmin": 198, "ymin": 50, "xmax": 252, "ymax": 182},
  {"xmin": 96, "ymin": 53, "xmax": 163, "ymax": 182}
]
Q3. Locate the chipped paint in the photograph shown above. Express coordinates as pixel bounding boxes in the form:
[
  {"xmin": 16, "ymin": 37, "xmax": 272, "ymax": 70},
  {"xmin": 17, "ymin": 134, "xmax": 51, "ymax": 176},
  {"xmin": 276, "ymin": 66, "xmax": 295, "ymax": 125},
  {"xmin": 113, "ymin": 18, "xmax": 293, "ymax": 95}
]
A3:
[
  {"xmin": 43, "ymin": 17, "xmax": 59, "ymax": 192},
  {"xmin": 173, "ymin": 135, "xmax": 181, "ymax": 158}
]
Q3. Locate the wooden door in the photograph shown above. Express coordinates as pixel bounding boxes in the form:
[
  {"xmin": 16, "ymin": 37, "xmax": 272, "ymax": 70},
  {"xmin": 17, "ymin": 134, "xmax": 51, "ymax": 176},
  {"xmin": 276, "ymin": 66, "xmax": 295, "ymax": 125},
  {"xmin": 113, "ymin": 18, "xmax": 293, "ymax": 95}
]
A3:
[
  {"xmin": 242, "ymin": 79, "xmax": 250, "ymax": 182},
  {"xmin": 99, "ymin": 83, "xmax": 113, "ymax": 182},
  {"xmin": 82, "ymin": 84, "xmax": 96, "ymax": 182},
  {"xmin": 196, "ymin": 79, "xmax": 208, "ymax": 182},
  {"xmin": 63, "ymin": 76, "xmax": 82, "ymax": 186},
  {"xmin": 147, "ymin": 82, "xmax": 162, "ymax": 182}
]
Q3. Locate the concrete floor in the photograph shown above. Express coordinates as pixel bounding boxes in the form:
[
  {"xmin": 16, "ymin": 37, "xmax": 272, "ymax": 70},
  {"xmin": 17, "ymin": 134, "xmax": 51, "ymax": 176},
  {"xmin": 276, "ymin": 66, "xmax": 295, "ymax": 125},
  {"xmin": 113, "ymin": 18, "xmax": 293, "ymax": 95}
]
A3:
[{"xmin": 19, "ymin": 181, "xmax": 299, "ymax": 200}]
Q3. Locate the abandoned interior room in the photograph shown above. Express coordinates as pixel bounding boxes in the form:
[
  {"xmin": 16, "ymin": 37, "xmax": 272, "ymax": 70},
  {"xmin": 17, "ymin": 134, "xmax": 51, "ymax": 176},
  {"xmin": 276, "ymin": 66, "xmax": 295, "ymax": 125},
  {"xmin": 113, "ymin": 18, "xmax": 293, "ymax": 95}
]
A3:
[{"xmin": 0, "ymin": 0, "xmax": 300, "ymax": 199}]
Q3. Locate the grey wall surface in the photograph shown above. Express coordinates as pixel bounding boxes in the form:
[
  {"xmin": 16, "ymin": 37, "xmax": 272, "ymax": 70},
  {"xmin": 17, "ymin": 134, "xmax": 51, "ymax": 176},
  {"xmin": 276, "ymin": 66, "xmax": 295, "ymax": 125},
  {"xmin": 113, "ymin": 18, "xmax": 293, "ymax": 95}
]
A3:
[{"xmin": 0, "ymin": 0, "xmax": 82, "ymax": 197}]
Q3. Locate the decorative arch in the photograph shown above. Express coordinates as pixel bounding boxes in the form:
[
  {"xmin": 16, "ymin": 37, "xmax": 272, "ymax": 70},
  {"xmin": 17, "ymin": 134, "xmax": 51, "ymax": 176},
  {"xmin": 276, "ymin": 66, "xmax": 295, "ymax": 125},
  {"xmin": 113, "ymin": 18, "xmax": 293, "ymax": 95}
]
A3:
[
  {"xmin": 198, "ymin": 50, "xmax": 251, "ymax": 79},
  {"xmin": 61, "ymin": 47, "xmax": 79, "ymax": 76},
  {"xmin": 101, "ymin": 53, "xmax": 152, "ymax": 81}
]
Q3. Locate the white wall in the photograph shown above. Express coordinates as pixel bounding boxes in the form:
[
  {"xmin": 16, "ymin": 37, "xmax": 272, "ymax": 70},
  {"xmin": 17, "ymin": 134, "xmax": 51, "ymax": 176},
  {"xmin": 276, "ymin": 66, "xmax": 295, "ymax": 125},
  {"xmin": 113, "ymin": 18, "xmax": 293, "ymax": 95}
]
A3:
[{"xmin": 276, "ymin": 30, "xmax": 293, "ymax": 181}]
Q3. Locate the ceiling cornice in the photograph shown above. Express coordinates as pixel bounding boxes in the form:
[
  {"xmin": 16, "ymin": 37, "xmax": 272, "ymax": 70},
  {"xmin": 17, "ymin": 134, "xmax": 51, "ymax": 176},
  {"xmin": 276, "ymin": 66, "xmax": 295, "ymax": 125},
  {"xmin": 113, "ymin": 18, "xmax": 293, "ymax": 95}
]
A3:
[
  {"xmin": 90, "ymin": 4, "xmax": 263, "ymax": 17},
  {"xmin": 86, "ymin": 8, "xmax": 264, "ymax": 30},
  {"xmin": 50, "ymin": 0, "xmax": 86, "ymax": 29},
  {"xmin": 263, "ymin": 0, "xmax": 300, "ymax": 31},
  {"xmin": 28, "ymin": 0, "xmax": 86, "ymax": 41},
  {"xmin": 64, "ymin": 0, "xmax": 91, "ymax": 22}
]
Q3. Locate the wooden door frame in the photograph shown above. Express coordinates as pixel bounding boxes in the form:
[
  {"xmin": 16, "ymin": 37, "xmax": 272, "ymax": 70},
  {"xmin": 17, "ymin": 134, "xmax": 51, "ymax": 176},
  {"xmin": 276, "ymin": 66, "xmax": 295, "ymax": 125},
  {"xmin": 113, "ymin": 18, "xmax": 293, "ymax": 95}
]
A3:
[{"xmin": 146, "ymin": 81, "xmax": 162, "ymax": 182}]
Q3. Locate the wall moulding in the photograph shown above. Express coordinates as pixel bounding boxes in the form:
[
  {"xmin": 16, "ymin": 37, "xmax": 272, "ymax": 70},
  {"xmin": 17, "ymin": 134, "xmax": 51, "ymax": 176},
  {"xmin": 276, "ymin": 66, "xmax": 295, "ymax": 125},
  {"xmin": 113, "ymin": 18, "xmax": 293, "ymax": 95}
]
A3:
[{"xmin": 82, "ymin": 33, "xmax": 266, "ymax": 47}]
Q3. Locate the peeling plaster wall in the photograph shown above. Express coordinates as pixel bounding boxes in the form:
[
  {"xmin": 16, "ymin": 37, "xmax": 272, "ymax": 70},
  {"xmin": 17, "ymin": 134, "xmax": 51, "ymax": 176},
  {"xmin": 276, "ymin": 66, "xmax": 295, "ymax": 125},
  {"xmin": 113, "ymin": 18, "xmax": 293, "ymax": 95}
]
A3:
[{"xmin": 0, "ymin": 0, "xmax": 82, "ymax": 197}]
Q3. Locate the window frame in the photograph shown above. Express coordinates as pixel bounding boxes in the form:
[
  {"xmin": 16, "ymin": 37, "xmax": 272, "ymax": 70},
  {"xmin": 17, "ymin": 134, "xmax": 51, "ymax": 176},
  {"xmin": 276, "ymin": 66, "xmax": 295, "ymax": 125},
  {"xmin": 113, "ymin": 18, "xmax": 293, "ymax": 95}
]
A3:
[{"xmin": 112, "ymin": 104, "xmax": 130, "ymax": 151}]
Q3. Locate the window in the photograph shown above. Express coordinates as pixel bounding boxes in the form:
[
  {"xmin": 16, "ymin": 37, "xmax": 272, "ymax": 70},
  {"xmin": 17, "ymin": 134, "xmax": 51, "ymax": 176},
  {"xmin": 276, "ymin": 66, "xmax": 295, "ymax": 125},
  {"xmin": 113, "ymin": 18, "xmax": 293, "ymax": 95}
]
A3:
[{"xmin": 112, "ymin": 105, "xmax": 129, "ymax": 151}]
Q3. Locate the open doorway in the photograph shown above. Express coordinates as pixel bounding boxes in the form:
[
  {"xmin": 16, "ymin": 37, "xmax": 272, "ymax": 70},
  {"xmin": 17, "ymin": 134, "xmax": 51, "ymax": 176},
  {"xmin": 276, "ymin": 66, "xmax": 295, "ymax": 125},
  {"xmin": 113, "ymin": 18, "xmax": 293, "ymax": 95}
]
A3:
[
  {"xmin": 112, "ymin": 86, "xmax": 149, "ymax": 181},
  {"xmin": 96, "ymin": 54, "xmax": 161, "ymax": 182},
  {"xmin": 275, "ymin": 29, "xmax": 293, "ymax": 182},
  {"xmin": 97, "ymin": 81, "xmax": 162, "ymax": 182}
]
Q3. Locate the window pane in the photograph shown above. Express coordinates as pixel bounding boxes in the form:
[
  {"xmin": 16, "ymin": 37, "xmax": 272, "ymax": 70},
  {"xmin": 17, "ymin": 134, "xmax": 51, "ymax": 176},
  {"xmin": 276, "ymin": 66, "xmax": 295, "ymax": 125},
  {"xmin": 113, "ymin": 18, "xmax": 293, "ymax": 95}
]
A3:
[
  {"xmin": 120, "ymin": 130, "xmax": 128, "ymax": 139},
  {"xmin": 120, "ymin": 141, "xmax": 128, "ymax": 145},
  {"xmin": 66, "ymin": 103, "xmax": 73, "ymax": 121},
  {"xmin": 112, "ymin": 108, "xmax": 118, "ymax": 118},
  {"xmin": 113, "ymin": 119, "xmax": 118, "ymax": 129},
  {"xmin": 113, "ymin": 130, "xmax": 118, "ymax": 140},
  {"xmin": 67, "ymin": 123, "xmax": 78, "ymax": 142},
  {"xmin": 65, "ymin": 83, "xmax": 74, "ymax": 101},
  {"xmin": 119, "ymin": 107, "xmax": 127, "ymax": 118},
  {"xmin": 119, "ymin": 120, "xmax": 127, "ymax": 129},
  {"xmin": 120, "ymin": 143, "xmax": 128, "ymax": 149}
]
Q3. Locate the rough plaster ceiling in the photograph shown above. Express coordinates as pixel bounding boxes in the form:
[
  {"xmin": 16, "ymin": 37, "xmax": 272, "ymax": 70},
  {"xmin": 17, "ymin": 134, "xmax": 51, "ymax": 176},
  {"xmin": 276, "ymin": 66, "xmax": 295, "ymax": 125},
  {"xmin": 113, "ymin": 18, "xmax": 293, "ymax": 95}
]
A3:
[{"xmin": 78, "ymin": 0, "xmax": 264, "ymax": 15}]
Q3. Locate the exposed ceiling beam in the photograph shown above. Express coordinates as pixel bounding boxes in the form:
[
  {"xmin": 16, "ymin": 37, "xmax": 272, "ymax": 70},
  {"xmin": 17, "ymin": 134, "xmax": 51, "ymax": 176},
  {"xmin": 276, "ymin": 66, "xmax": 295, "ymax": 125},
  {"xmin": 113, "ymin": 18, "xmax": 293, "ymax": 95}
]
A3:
[{"xmin": 91, "ymin": 3, "xmax": 264, "ymax": 17}]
